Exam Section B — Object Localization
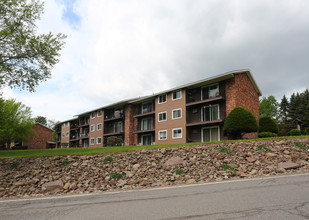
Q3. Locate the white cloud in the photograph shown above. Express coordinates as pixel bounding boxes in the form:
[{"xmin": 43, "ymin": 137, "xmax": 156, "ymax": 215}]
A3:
[{"xmin": 2, "ymin": 0, "xmax": 309, "ymax": 121}]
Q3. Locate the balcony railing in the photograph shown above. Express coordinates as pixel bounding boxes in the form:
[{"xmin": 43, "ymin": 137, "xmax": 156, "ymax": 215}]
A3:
[
  {"xmin": 80, "ymin": 133, "xmax": 89, "ymax": 138},
  {"xmin": 70, "ymin": 124, "xmax": 79, "ymax": 130},
  {"xmin": 104, "ymin": 113, "xmax": 124, "ymax": 121},
  {"xmin": 79, "ymin": 120, "xmax": 89, "ymax": 126}
]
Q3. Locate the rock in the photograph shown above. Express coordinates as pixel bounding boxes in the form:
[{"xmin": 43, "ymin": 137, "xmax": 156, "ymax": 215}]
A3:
[
  {"xmin": 276, "ymin": 168, "xmax": 286, "ymax": 173},
  {"xmin": 109, "ymin": 179, "xmax": 116, "ymax": 186},
  {"xmin": 165, "ymin": 157, "xmax": 185, "ymax": 166},
  {"xmin": 117, "ymin": 180, "xmax": 127, "ymax": 187},
  {"xmin": 278, "ymin": 162, "xmax": 301, "ymax": 170},
  {"xmin": 42, "ymin": 180, "xmax": 63, "ymax": 192},
  {"xmin": 133, "ymin": 164, "xmax": 140, "ymax": 170},
  {"xmin": 72, "ymin": 162, "xmax": 79, "ymax": 167},
  {"xmin": 216, "ymin": 154, "xmax": 225, "ymax": 160},
  {"xmin": 160, "ymin": 148, "xmax": 166, "ymax": 154},
  {"xmin": 266, "ymin": 153, "xmax": 277, "ymax": 158},
  {"xmin": 246, "ymin": 157, "xmax": 257, "ymax": 163},
  {"xmin": 192, "ymin": 149, "xmax": 197, "ymax": 154},
  {"xmin": 186, "ymin": 179, "xmax": 196, "ymax": 184},
  {"xmin": 283, "ymin": 150, "xmax": 290, "ymax": 155},
  {"xmin": 0, "ymin": 187, "xmax": 5, "ymax": 191},
  {"xmin": 249, "ymin": 169, "xmax": 257, "ymax": 175},
  {"xmin": 291, "ymin": 153, "xmax": 299, "ymax": 162},
  {"xmin": 14, "ymin": 181, "xmax": 26, "ymax": 187},
  {"xmin": 63, "ymin": 183, "xmax": 70, "ymax": 190},
  {"xmin": 81, "ymin": 162, "xmax": 88, "ymax": 166},
  {"xmin": 68, "ymin": 183, "xmax": 77, "ymax": 191}
]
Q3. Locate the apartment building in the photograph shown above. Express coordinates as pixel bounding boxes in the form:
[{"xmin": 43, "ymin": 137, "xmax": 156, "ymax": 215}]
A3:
[{"xmin": 55, "ymin": 69, "xmax": 261, "ymax": 148}]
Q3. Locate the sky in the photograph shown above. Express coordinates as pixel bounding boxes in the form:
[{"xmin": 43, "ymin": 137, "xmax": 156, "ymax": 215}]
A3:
[{"xmin": 2, "ymin": 0, "xmax": 309, "ymax": 122}]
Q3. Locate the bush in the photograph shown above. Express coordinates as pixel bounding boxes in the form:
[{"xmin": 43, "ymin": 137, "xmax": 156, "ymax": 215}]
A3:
[
  {"xmin": 219, "ymin": 147, "xmax": 232, "ymax": 154},
  {"xmin": 111, "ymin": 173, "xmax": 123, "ymax": 180},
  {"xmin": 174, "ymin": 168, "xmax": 185, "ymax": 175},
  {"xmin": 301, "ymin": 130, "xmax": 308, "ymax": 135},
  {"xmin": 294, "ymin": 142, "xmax": 308, "ymax": 151},
  {"xmin": 107, "ymin": 136, "xmax": 123, "ymax": 146},
  {"xmin": 259, "ymin": 116, "xmax": 279, "ymax": 134},
  {"xmin": 258, "ymin": 132, "xmax": 278, "ymax": 138},
  {"xmin": 257, "ymin": 144, "xmax": 271, "ymax": 152},
  {"xmin": 220, "ymin": 164, "xmax": 236, "ymax": 175},
  {"xmin": 11, "ymin": 145, "xmax": 28, "ymax": 150},
  {"xmin": 103, "ymin": 156, "xmax": 113, "ymax": 164},
  {"xmin": 289, "ymin": 129, "xmax": 301, "ymax": 136},
  {"xmin": 223, "ymin": 107, "xmax": 258, "ymax": 139}
]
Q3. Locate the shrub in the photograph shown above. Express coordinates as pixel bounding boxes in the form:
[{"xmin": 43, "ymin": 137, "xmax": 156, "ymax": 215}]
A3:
[
  {"xmin": 258, "ymin": 132, "xmax": 278, "ymax": 138},
  {"xmin": 289, "ymin": 129, "xmax": 301, "ymax": 136},
  {"xmin": 259, "ymin": 116, "xmax": 279, "ymax": 134},
  {"xmin": 11, "ymin": 145, "xmax": 28, "ymax": 150},
  {"xmin": 294, "ymin": 142, "xmax": 308, "ymax": 151},
  {"xmin": 220, "ymin": 164, "xmax": 236, "ymax": 175},
  {"xmin": 111, "ymin": 173, "xmax": 123, "ymax": 180},
  {"xmin": 107, "ymin": 136, "xmax": 123, "ymax": 146},
  {"xmin": 174, "ymin": 168, "xmax": 185, "ymax": 175},
  {"xmin": 55, "ymin": 160, "xmax": 70, "ymax": 167},
  {"xmin": 223, "ymin": 107, "xmax": 258, "ymax": 139},
  {"xmin": 301, "ymin": 130, "xmax": 308, "ymax": 135},
  {"xmin": 257, "ymin": 144, "xmax": 271, "ymax": 152},
  {"xmin": 104, "ymin": 156, "xmax": 113, "ymax": 164},
  {"xmin": 219, "ymin": 147, "xmax": 232, "ymax": 154},
  {"xmin": 10, "ymin": 161, "xmax": 20, "ymax": 170}
]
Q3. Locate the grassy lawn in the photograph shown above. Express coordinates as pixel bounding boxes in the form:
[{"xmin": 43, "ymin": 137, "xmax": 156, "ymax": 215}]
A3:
[{"xmin": 1, "ymin": 136, "xmax": 308, "ymax": 158}]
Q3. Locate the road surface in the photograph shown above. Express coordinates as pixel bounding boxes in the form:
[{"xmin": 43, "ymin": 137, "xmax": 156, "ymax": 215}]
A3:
[{"xmin": 1, "ymin": 173, "xmax": 309, "ymax": 220}]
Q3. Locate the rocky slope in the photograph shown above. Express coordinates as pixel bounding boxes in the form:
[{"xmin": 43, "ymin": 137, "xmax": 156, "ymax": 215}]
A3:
[{"xmin": 0, "ymin": 138, "xmax": 309, "ymax": 199}]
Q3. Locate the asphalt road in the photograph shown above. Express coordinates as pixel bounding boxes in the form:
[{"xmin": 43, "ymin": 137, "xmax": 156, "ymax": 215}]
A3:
[{"xmin": 1, "ymin": 173, "xmax": 309, "ymax": 220}]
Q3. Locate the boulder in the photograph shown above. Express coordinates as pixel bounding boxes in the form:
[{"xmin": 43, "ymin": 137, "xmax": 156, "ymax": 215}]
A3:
[
  {"xmin": 278, "ymin": 162, "xmax": 301, "ymax": 170},
  {"xmin": 165, "ymin": 157, "xmax": 185, "ymax": 166},
  {"xmin": 42, "ymin": 180, "xmax": 63, "ymax": 191}
]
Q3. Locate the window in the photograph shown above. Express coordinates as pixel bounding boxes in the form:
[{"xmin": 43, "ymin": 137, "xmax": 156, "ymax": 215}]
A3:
[
  {"xmin": 172, "ymin": 128, "xmax": 182, "ymax": 139},
  {"xmin": 97, "ymin": 123, "xmax": 102, "ymax": 131},
  {"xmin": 141, "ymin": 118, "xmax": 153, "ymax": 130},
  {"xmin": 158, "ymin": 94, "xmax": 167, "ymax": 104},
  {"xmin": 201, "ymin": 105, "xmax": 219, "ymax": 122},
  {"xmin": 91, "ymin": 112, "xmax": 96, "ymax": 119},
  {"xmin": 97, "ymin": 137, "xmax": 102, "ymax": 144},
  {"xmin": 114, "ymin": 121, "xmax": 123, "ymax": 133},
  {"xmin": 90, "ymin": 124, "xmax": 95, "ymax": 132},
  {"xmin": 172, "ymin": 108, "xmax": 182, "ymax": 119},
  {"xmin": 158, "ymin": 112, "xmax": 167, "ymax": 122},
  {"xmin": 66, "ymin": 122, "xmax": 69, "ymax": 127},
  {"xmin": 141, "ymin": 134, "xmax": 153, "ymax": 145},
  {"xmin": 97, "ymin": 110, "xmax": 103, "ymax": 117},
  {"xmin": 202, "ymin": 84, "xmax": 219, "ymax": 100},
  {"xmin": 90, "ymin": 138, "xmax": 95, "ymax": 145},
  {"xmin": 202, "ymin": 126, "xmax": 220, "ymax": 142},
  {"xmin": 172, "ymin": 90, "xmax": 182, "ymax": 100},
  {"xmin": 142, "ymin": 102, "xmax": 153, "ymax": 114},
  {"xmin": 62, "ymin": 124, "xmax": 65, "ymax": 128},
  {"xmin": 158, "ymin": 130, "xmax": 167, "ymax": 140},
  {"xmin": 66, "ymin": 131, "xmax": 69, "ymax": 137},
  {"xmin": 62, "ymin": 132, "xmax": 65, "ymax": 137}
]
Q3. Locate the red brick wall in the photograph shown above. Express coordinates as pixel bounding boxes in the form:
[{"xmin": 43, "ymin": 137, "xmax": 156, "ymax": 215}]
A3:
[
  {"xmin": 23, "ymin": 124, "xmax": 53, "ymax": 149},
  {"xmin": 225, "ymin": 72, "xmax": 260, "ymax": 138},
  {"xmin": 124, "ymin": 104, "xmax": 136, "ymax": 146},
  {"xmin": 89, "ymin": 110, "xmax": 104, "ymax": 147}
]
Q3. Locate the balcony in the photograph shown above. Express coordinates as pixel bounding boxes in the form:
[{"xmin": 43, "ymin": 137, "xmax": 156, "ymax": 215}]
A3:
[
  {"xmin": 103, "ymin": 131, "xmax": 124, "ymax": 137},
  {"xmin": 80, "ymin": 133, "xmax": 89, "ymax": 139},
  {"xmin": 186, "ymin": 96, "xmax": 224, "ymax": 107},
  {"xmin": 79, "ymin": 120, "xmax": 89, "ymax": 127},
  {"xmin": 70, "ymin": 134, "xmax": 80, "ymax": 141},
  {"xmin": 70, "ymin": 124, "xmax": 79, "ymax": 130},
  {"xmin": 104, "ymin": 113, "xmax": 124, "ymax": 122},
  {"xmin": 186, "ymin": 119, "xmax": 223, "ymax": 127}
]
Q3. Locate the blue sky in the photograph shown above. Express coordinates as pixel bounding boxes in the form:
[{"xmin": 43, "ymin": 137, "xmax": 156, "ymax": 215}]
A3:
[{"xmin": 2, "ymin": 0, "xmax": 309, "ymax": 122}]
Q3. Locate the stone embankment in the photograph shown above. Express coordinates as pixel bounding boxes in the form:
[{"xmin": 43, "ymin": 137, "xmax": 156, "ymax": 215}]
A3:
[{"xmin": 0, "ymin": 138, "xmax": 309, "ymax": 199}]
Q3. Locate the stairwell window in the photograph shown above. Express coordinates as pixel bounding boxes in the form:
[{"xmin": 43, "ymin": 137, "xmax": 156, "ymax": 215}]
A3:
[
  {"xmin": 97, "ymin": 123, "xmax": 102, "ymax": 131},
  {"xmin": 172, "ymin": 108, "xmax": 182, "ymax": 119},
  {"xmin": 158, "ymin": 130, "xmax": 167, "ymax": 140},
  {"xmin": 90, "ymin": 138, "xmax": 95, "ymax": 145},
  {"xmin": 172, "ymin": 128, "xmax": 182, "ymax": 139},
  {"xmin": 172, "ymin": 90, "xmax": 182, "ymax": 100},
  {"xmin": 97, "ymin": 110, "xmax": 102, "ymax": 117},
  {"xmin": 158, "ymin": 112, "xmax": 167, "ymax": 122},
  {"xmin": 158, "ymin": 94, "xmax": 167, "ymax": 104},
  {"xmin": 91, "ymin": 112, "xmax": 96, "ymax": 119},
  {"xmin": 90, "ymin": 124, "xmax": 95, "ymax": 132},
  {"xmin": 97, "ymin": 137, "xmax": 102, "ymax": 144},
  {"xmin": 201, "ymin": 104, "xmax": 219, "ymax": 122}
]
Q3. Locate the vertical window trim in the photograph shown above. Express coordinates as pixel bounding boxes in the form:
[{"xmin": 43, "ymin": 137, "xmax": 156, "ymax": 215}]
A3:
[
  {"xmin": 172, "ymin": 90, "xmax": 182, "ymax": 100},
  {"xmin": 158, "ymin": 94, "xmax": 167, "ymax": 104},
  {"xmin": 201, "ymin": 104, "xmax": 220, "ymax": 122},
  {"xmin": 90, "ymin": 138, "xmax": 95, "ymax": 145},
  {"xmin": 172, "ymin": 108, "xmax": 182, "ymax": 120},
  {"xmin": 172, "ymin": 128, "xmax": 182, "ymax": 139},
  {"xmin": 158, "ymin": 130, "xmax": 167, "ymax": 140},
  {"xmin": 158, "ymin": 111, "xmax": 167, "ymax": 122}
]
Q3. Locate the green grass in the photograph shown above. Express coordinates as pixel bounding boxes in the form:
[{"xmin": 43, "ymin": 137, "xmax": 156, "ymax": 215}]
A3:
[
  {"xmin": 294, "ymin": 142, "xmax": 308, "ymax": 151},
  {"xmin": 257, "ymin": 144, "xmax": 272, "ymax": 152},
  {"xmin": 219, "ymin": 147, "xmax": 232, "ymax": 154},
  {"xmin": 1, "ymin": 135, "xmax": 308, "ymax": 159},
  {"xmin": 174, "ymin": 168, "xmax": 185, "ymax": 175}
]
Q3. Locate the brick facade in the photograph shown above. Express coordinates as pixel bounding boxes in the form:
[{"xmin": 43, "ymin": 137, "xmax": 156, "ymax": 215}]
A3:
[
  {"xmin": 89, "ymin": 110, "xmax": 104, "ymax": 147},
  {"xmin": 124, "ymin": 104, "xmax": 136, "ymax": 146},
  {"xmin": 23, "ymin": 124, "xmax": 53, "ymax": 149}
]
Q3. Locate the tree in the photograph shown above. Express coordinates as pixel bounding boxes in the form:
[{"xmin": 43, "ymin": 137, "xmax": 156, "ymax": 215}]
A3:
[
  {"xmin": 0, "ymin": 99, "xmax": 34, "ymax": 148},
  {"xmin": 223, "ymin": 107, "xmax": 258, "ymax": 139},
  {"xmin": 259, "ymin": 95, "xmax": 279, "ymax": 120},
  {"xmin": 259, "ymin": 116, "xmax": 279, "ymax": 134},
  {"xmin": 0, "ymin": 0, "xmax": 66, "ymax": 92},
  {"xmin": 34, "ymin": 115, "xmax": 47, "ymax": 125}
]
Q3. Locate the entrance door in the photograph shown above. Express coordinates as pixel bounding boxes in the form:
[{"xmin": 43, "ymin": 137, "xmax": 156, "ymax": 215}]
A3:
[
  {"xmin": 202, "ymin": 126, "xmax": 220, "ymax": 142},
  {"xmin": 83, "ymin": 140, "xmax": 89, "ymax": 148},
  {"xmin": 141, "ymin": 134, "xmax": 152, "ymax": 145}
]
